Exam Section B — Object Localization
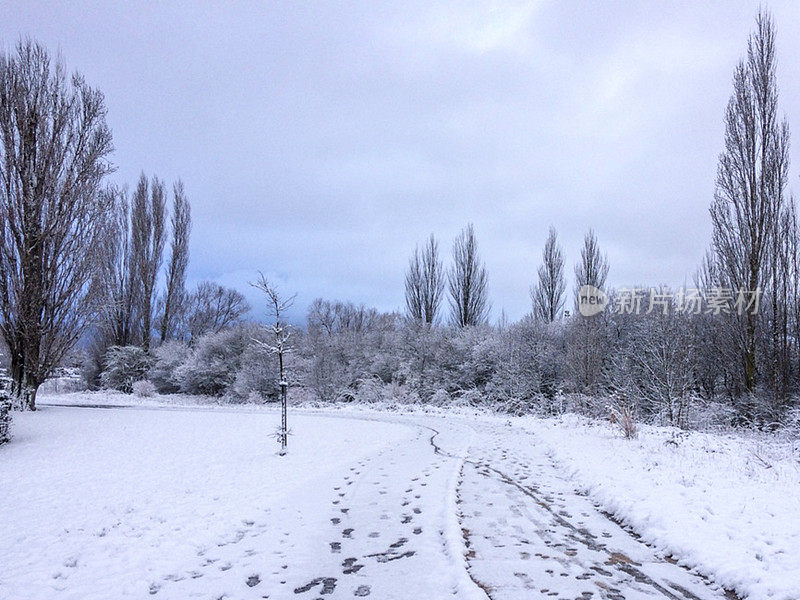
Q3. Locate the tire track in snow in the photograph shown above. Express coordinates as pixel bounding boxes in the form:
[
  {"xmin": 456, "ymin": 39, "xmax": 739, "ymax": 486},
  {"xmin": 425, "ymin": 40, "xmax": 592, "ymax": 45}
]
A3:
[{"xmin": 447, "ymin": 423, "xmax": 741, "ymax": 600}]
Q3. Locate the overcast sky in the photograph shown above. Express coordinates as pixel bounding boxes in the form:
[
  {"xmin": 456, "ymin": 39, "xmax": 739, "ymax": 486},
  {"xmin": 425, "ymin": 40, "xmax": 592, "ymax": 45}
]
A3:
[{"xmin": 3, "ymin": 1, "xmax": 800, "ymax": 323}]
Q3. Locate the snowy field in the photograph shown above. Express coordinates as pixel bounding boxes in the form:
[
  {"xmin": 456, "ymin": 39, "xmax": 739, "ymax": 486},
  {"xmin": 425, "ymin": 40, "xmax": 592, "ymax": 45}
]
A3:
[
  {"xmin": 1, "ymin": 396, "xmax": 798, "ymax": 600},
  {"xmin": 525, "ymin": 415, "xmax": 800, "ymax": 600}
]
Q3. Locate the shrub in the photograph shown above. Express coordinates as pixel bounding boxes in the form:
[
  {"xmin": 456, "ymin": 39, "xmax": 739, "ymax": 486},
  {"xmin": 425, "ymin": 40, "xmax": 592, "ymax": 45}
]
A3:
[
  {"xmin": 100, "ymin": 346, "xmax": 153, "ymax": 393},
  {"xmin": 430, "ymin": 388, "xmax": 451, "ymax": 406},
  {"xmin": 148, "ymin": 341, "xmax": 191, "ymax": 394},
  {"xmin": 453, "ymin": 388, "xmax": 483, "ymax": 408},
  {"xmin": 177, "ymin": 324, "xmax": 271, "ymax": 398},
  {"xmin": 383, "ymin": 381, "xmax": 420, "ymax": 405},
  {"xmin": 608, "ymin": 392, "xmax": 638, "ymax": 439},
  {"xmin": 132, "ymin": 380, "xmax": 156, "ymax": 398},
  {"xmin": 230, "ymin": 339, "xmax": 279, "ymax": 401},
  {"xmin": 352, "ymin": 377, "xmax": 384, "ymax": 404}
]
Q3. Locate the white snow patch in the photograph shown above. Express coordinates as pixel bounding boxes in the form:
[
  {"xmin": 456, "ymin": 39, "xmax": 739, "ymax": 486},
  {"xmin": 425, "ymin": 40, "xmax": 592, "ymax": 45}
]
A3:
[{"xmin": 524, "ymin": 414, "xmax": 800, "ymax": 600}]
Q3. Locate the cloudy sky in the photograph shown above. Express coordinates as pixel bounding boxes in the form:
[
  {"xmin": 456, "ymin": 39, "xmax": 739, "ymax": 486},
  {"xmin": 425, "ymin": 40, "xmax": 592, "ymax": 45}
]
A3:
[{"xmin": 2, "ymin": 1, "xmax": 800, "ymax": 323}]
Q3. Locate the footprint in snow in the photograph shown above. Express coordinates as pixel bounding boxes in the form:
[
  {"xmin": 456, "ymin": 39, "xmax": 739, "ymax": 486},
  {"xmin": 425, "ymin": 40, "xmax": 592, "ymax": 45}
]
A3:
[
  {"xmin": 294, "ymin": 577, "xmax": 337, "ymax": 595},
  {"xmin": 342, "ymin": 557, "xmax": 364, "ymax": 574}
]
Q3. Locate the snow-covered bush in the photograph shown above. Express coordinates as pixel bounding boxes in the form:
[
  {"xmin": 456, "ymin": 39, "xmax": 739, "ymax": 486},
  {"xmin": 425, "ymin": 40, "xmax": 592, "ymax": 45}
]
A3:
[
  {"xmin": 176, "ymin": 323, "xmax": 278, "ymax": 400},
  {"xmin": 100, "ymin": 346, "xmax": 153, "ymax": 393},
  {"xmin": 353, "ymin": 377, "xmax": 384, "ymax": 404},
  {"xmin": 783, "ymin": 404, "xmax": 800, "ymax": 435},
  {"xmin": 230, "ymin": 335, "xmax": 280, "ymax": 402},
  {"xmin": 245, "ymin": 390, "xmax": 267, "ymax": 404},
  {"xmin": 495, "ymin": 396, "xmax": 538, "ymax": 416},
  {"xmin": 132, "ymin": 380, "xmax": 156, "ymax": 398},
  {"xmin": 177, "ymin": 327, "xmax": 249, "ymax": 396},
  {"xmin": 604, "ymin": 304, "xmax": 696, "ymax": 428},
  {"xmin": 453, "ymin": 388, "xmax": 483, "ymax": 407},
  {"xmin": 148, "ymin": 341, "xmax": 190, "ymax": 393},
  {"xmin": 541, "ymin": 389, "xmax": 567, "ymax": 415},
  {"xmin": 349, "ymin": 378, "xmax": 420, "ymax": 406},
  {"xmin": 608, "ymin": 392, "xmax": 638, "ymax": 439},
  {"xmin": 383, "ymin": 381, "xmax": 420, "ymax": 405},
  {"xmin": 430, "ymin": 388, "xmax": 451, "ymax": 406}
]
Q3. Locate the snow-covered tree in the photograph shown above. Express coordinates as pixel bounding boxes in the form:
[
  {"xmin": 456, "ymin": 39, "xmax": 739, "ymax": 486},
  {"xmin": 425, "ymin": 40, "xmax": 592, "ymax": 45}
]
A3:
[
  {"xmin": 251, "ymin": 274, "xmax": 295, "ymax": 454},
  {"xmin": 405, "ymin": 234, "xmax": 445, "ymax": 324},
  {"xmin": 159, "ymin": 181, "xmax": 191, "ymax": 342},
  {"xmin": 531, "ymin": 227, "xmax": 566, "ymax": 323},
  {"xmin": 448, "ymin": 224, "xmax": 490, "ymax": 327},
  {"xmin": 608, "ymin": 296, "xmax": 696, "ymax": 428},
  {"xmin": 0, "ymin": 39, "xmax": 113, "ymax": 410},
  {"xmin": 186, "ymin": 281, "xmax": 250, "ymax": 341}
]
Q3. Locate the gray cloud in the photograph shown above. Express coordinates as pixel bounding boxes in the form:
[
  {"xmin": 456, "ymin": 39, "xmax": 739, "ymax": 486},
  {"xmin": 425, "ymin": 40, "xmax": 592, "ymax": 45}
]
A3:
[{"xmin": 3, "ymin": 0, "xmax": 800, "ymax": 323}]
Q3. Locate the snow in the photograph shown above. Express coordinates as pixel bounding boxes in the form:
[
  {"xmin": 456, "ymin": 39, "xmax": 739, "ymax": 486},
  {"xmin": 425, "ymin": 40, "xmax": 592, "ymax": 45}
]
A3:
[
  {"xmin": 2, "ymin": 396, "xmax": 797, "ymax": 599},
  {"xmin": 524, "ymin": 414, "xmax": 800, "ymax": 600},
  {"xmin": 0, "ymin": 404, "xmax": 479, "ymax": 600}
]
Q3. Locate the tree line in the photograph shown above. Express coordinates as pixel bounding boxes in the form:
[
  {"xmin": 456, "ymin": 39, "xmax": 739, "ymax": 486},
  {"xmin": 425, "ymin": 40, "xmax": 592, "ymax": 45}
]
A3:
[
  {"xmin": 0, "ymin": 39, "xmax": 249, "ymax": 417},
  {"xmin": 1, "ymin": 11, "xmax": 799, "ymax": 445},
  {"xmin": 300, "ymin": 11, "xmax": 799, "ymax": 428}
]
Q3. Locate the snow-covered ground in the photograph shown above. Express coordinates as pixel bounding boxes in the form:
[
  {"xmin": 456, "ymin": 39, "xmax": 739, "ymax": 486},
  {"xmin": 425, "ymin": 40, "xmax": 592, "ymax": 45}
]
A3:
[
  {"xmin": 0, "ymin": 403, "xmax": 479, "ymax": 600},
  {"xmin": 525, "ymin": 415, "xmax": 800, "ymax": 600},
  {"xmin": 2, "ymin": 395, "xmax": 797, "ymax": 599}
]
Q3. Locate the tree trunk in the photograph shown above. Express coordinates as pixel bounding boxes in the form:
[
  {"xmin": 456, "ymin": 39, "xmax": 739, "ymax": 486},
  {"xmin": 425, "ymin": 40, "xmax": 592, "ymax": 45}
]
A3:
[
  {"xmin": 745, "ymin": 312, "xmax": 756, "ymax": 394},
  {"xmin": 15, "ymin": 369, "xmax": 39, "ymax": 411}
]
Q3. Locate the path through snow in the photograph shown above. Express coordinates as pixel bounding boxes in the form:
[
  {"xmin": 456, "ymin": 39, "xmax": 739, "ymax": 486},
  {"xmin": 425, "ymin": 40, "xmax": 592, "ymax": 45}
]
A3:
[
  {"xmin": 1, "ymin": 405, "xmax": 735, "ymax": 599},
  {"xmin": 450, "ymin": 419, "xmax": 734, "ymax": 600}
]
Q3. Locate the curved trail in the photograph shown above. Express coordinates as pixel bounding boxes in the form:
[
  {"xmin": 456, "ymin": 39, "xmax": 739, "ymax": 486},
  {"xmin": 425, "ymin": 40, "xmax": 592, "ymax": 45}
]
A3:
[
  {"xmin": 285, "ymin": 409, "xmax": 734, "ymax": 600},
  {"xmin": 37, "ymin": 403, "xmax": 735, "ymax": 600}
]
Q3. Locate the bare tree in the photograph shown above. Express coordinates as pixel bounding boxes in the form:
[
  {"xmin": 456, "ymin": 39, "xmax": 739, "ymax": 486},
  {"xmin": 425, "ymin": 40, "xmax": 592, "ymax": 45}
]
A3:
[
  {"xmin": 405, "ymin": 234, "xmax": 444, "ymax": 324},
  {"xmin": 131, "ymin": 174, "xmax": 167, "ymax": 351},
  {"xmin": 710, "ymin": 10, "xmax": 789, "ymax": 399},
  {"xmin": 692, "ymin": 250, "xmax": 735, "ymax": 399},
  {"xmin": 159, "ymin": 180, "xmax": 191, "ymax": 342},
  {"xmin": 448, "ymin": 224, "xmax": 490, "ymax": 327},
  {"xmin": 0, "ymin": 39, "xmax": 113, "ymax": 410},
  {"xmin": 531, "ymin": 226, "xmax": 566, "ymax": 323},
  {"xmin": 186, "ymin": 281, "xmax": 250, "ymax": 341},
  {"xmin": 611, "ymin": 300, "xmax": 696, "ymax": 428},
  {"xmin": 759, "ymin": 196, "xmax": 798, "ymax": 418},
  {"xmin": 95, "ymin": 186, "xmax": 138, "ymax": 347},
  {"xmin": 94, "ymin": 176, "xmax": 190, "ymax": 350},
  {"xmin": 251, "ymin": 273, "xmax": 296, "ymax": 455},
  {"xmin": 574, "ymin": 229, "xmax": 609, "ymax": 298},
  {"xmin": 568, "ymin": 230, "xmax": 610, "ymax": 397}
]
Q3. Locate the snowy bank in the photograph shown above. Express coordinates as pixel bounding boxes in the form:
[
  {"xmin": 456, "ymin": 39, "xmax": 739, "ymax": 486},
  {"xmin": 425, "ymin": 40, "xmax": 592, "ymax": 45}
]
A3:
[{"xmin": 525, "ymin": 414, "xmax": 800, "ymax": 600}]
